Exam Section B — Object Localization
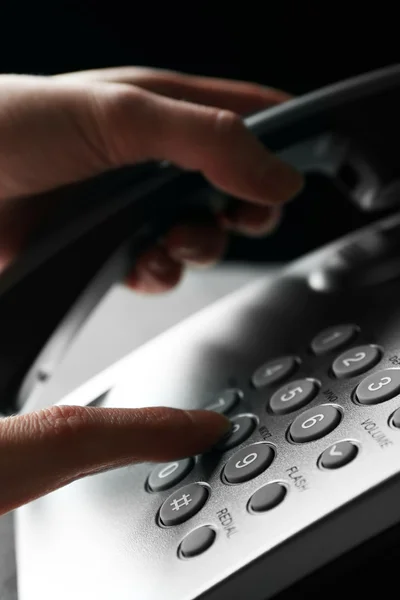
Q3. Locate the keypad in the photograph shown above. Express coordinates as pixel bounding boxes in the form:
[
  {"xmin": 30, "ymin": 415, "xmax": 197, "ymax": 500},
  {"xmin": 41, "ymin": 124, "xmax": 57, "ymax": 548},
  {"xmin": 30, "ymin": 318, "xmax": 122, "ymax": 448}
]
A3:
[
  {"xmin": 215, "ymin": 415, "xmax": 256, "ymax": 451},
  {"xmin": 223, "ymin": 443, "xmax": 275, "ymax": 485},
  {"xmin": 311, "ymin": 324, "xmax": 357, "ymax": 355},
  {"xmin": 206, "ymin": 389, "xmax": 241, "ymax": 414},
  {"xmin": 289, "ymin": 405, "xmax": 342, "ymax": 443},
  {"xmin": 332, "ymin": 345, "xmax": 381, "ymax": 378},
  {"xmin": 248, "ymin": 483, "xmax": 287, "ymax": 513},
  {"xmin": 251, "ymin": 356, "xmax": 299, "ymax": 388},
  {"xmin": 159, "ymin": 483, "xmax": 209, "ymax": 527},
  {"xmin": 179, "ymin": 526, "xmax": 216, "ymax": 558},
  {"xmin": 147, "ymin": 323, "xmax": 395, "ymax": 554},
  {"xmin": 148, "ymin": 458, "xmax": 194, "ymax": 492},
  {"xmin": 319, "ymin": 441, "xmax": 358, "ymax": 469},
  {"xmin": 355, "ymin": 368, "xmax": 400, "ymax": 405},
  {"xmin": 269, "ymin": 378, "xmax": 319, "ymax": 415}
]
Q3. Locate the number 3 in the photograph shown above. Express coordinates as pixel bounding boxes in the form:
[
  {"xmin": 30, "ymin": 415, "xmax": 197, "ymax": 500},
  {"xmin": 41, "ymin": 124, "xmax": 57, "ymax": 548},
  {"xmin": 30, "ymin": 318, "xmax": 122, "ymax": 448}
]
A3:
[
  {"xmin": 368, "ymin": 376, "xmax": 391, "ymax": 392},
  {"xmin": 302, "ymin": 414, "xmax": 324, "ymax": 429},
  {"xmin": 236, "ymin": 452, "xmax": 257, "ymax": 469}
]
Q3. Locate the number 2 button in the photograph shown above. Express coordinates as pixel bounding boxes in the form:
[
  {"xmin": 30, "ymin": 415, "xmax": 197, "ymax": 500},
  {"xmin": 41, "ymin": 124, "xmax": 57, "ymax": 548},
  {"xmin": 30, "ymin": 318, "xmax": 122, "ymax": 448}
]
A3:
[
  {"xmin": 289, "ymin": 405, "xmax": 342, "ymax": 443},
  {"xmin": 332, "ymin": 345, "xmax": 381, "ymax": 378}
]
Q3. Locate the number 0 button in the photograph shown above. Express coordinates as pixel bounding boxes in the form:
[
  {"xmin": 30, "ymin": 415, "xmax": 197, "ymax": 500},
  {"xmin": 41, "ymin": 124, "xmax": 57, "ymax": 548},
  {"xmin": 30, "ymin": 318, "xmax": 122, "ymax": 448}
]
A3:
[
  {"xmin": 356, "ymin": 368, "xmax": 400, "ymax": 405},
  {"xmin": 148, "ymin": 458, "xmax": 194, "ymax": 492},
  {"xmin": 223, "ymin": 443, "xmax": 275, "ymax": 484},
  {"xmin": 269, "ymin": 379, "xmax": 319, "ymax": 415},
  {"xmin": 289, "ymin": 405, "xmax": 342, "ymax": 443},
  {"xmin": 332, "ymin": 345, "xmax": 381, "ymax": 378}
]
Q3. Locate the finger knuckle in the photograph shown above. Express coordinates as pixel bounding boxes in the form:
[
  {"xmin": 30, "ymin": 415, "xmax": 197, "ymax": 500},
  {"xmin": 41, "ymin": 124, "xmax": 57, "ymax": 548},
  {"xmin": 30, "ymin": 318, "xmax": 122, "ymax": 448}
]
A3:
[
  {"xmin": 36, "ymin": 405, "xmax": 92, "ymax": 441},
  {"xmin": 212, "ymin": 109, "xmax": 243, "ymax": 138}
]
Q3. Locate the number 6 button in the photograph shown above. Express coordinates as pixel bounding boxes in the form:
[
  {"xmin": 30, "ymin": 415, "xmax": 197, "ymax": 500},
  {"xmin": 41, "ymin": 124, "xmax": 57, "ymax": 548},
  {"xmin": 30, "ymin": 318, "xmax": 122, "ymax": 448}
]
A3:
[
  {"xmin": 289, "ymin": 405, "xmax": 342, "ymax": 443},
  {"xmin": 356, "ymin": 368, "xmax": 400, "ymax": 405},
  {"xmin": 223, "ymin": 443, "xmax": 275, "ymax": 484}
]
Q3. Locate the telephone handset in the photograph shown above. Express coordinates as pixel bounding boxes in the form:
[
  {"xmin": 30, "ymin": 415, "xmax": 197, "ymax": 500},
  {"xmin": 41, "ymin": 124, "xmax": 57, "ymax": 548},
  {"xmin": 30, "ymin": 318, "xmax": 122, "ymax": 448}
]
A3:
[{"xmin": 13, "ymin": 65, "xmax": 400, "ymax": 599}]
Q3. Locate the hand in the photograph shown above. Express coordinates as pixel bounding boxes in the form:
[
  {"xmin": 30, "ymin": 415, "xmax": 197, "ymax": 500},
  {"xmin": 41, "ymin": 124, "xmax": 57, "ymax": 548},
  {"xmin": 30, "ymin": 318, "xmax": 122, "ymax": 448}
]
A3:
[
  {"xmin": 0, "ymin": 66, "xmax": 303, "ymax": 290},
  {"xmin": 0, "ymin": 67, "xmax": 303, "ymax": 515}
]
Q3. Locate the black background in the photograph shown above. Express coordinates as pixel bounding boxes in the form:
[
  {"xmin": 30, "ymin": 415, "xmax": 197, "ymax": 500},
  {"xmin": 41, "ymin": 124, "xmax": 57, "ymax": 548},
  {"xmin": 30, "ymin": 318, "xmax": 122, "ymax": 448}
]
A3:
[{"xmin": 1, "ymin": 1, "xmax": 399, "ymax": 261}]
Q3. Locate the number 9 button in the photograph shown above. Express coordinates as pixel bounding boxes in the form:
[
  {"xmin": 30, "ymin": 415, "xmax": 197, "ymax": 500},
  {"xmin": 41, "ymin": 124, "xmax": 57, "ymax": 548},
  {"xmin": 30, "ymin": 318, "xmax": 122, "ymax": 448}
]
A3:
[{"xmin": 223, "ymin": 443, "xmax": 275, "ymax": 484}]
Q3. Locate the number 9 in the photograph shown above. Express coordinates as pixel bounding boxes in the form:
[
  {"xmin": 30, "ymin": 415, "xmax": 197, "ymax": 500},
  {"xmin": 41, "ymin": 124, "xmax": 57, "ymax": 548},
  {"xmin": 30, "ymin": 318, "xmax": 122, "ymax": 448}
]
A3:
[{"xmin": 235, "ymin": 452, "xmax": 258, "ymax": 469}]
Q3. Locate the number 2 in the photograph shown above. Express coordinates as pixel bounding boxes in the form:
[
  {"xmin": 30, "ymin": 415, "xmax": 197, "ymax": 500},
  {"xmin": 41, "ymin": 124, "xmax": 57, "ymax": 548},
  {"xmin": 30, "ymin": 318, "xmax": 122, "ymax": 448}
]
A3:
[
  {"xmin": 368, "ymin": 376, "xmax": 391, "ymax": 392},
  {"xmin": 343, "ymin": 352, "xmax": 366, "ymax": 367}
]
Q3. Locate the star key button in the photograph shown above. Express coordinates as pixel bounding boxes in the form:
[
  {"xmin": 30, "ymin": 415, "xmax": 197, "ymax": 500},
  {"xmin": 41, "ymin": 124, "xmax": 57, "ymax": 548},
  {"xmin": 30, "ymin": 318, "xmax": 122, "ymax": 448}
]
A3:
[{"xmin": 159, "ymin": 483, "xmax": 209, "ymax": 527}]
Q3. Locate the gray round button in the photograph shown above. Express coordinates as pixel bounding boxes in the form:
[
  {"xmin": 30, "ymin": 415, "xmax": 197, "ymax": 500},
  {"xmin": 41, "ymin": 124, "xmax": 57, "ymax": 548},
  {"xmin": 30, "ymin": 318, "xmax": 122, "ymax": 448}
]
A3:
[
  {"xmin": 248, "ymin": 482, "xmax": 287, "ymax": 513},
  {"xmin": 390, "ymin": 407, "xmax": 400, "ymax": 429},
  {"xmin": 159, "ymin": 483, "xmax": 209, "ymax": 527},
  {"xmin": 179, "ymin": 526, "xmax": 216, "ymax": 558},
  {"xmin": 206, "ymin": 389, "xmax": 241, "ymax": 414},
  {"xmin": 216, "ymin": 415, "xmax": 256, "ymax": 451},
  {"xmin": 252, "ymin": 356, "xmax": 298, "ymax": 389},
  {"xmin": 332, "ymin": 345, "xmax": 381, "ymax": 379},
  {"xmin": 269, "ymin": 378, "xmax": 318, "ymax": 415},
  {"xmin": 289, "ymin": 405, "xmax": 342, "ymax": 443},
  {"xmin": 148, "ymin": 458, "xmax": 194, "ymax": 492},
  {"xmin": 319, "ymin": 441, "xmax": 358, "ymax": 469},
  {"xmin": 223, "ymin": 443, "xmax": 275, "ymax": 485},
  {"xmin": 311, "ymin": 324, "xmax": 357, "ymax": 355},
  {"xmin": 356, "ymin": 368, "xmax": 400, "ymax": 405}
]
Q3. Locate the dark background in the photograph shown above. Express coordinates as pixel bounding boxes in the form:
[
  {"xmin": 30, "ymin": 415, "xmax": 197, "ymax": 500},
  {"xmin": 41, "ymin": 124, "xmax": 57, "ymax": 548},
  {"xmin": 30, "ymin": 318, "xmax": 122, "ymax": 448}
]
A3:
[{"xmin": 1, "ymin": 1, "xmax": 399, "ymax": 261}]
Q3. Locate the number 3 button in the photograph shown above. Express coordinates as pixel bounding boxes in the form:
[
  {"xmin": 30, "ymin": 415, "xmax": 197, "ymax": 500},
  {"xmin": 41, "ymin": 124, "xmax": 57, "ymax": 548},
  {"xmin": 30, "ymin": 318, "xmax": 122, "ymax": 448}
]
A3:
[
  {"xmin": 356, "ymin": 368, "xmax": 400, "ymax": 405},
  {"xmin": 223, "ymin": 443, "xmax": 275, "ymax": 484},
  {"xmin": 289, "ymin": 405, "xmax": 342, "ymax": 443}
]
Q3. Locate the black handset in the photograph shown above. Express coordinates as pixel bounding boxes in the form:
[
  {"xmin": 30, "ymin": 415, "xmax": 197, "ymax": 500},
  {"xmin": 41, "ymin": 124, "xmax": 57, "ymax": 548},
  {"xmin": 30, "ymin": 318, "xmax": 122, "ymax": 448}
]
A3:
[{"xmin": 14, "ymin": 64, "xmax": 400, "ymax": 600}]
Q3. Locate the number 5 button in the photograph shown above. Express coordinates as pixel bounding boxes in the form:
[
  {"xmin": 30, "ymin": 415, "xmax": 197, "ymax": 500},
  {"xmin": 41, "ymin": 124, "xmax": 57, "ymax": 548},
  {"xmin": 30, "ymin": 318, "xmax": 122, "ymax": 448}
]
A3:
[
  {"xmin": 269, "ymin": 379, "xmax": 319, "ymax": 415},
  {"xmin": 332, "ymin": 345, "xmax": 381, "ymax": 378},
  {"xmin": 356, "ymin": 368, "xmax": 400, "ymax": 405},
  {"xmin": 289, "ymin": 405, "xmax": 342, "ymax": 443}
]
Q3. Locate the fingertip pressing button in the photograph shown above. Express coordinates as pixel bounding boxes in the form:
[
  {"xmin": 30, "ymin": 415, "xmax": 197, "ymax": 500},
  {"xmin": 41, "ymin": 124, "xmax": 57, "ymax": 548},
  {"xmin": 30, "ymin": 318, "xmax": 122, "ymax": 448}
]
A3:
[
  {"xmin": 215, "ymin": 415, "xmax": 256, "ymax": 451},
  {"xmin": 179, "ymin": 526, "xmax": 216, "ymax": 558}
]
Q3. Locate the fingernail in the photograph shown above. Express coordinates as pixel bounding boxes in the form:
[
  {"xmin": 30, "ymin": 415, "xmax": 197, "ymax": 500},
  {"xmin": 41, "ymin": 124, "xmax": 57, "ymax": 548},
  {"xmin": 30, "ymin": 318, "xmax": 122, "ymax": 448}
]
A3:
[
  {"xmin": 264, "ymin": 159, "xmax": 304, "ymax": 202},
  {"xmin": 184, "ymin": 410, "xmax": 232, "ymax": 447}
]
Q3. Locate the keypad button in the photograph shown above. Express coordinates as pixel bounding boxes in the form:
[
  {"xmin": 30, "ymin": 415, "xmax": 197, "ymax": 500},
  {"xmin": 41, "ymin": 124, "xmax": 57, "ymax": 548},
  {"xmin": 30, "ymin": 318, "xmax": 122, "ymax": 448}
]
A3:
[
  {"xmin": 206, "ymin": 389, "xmax": 241, "ymax": 414},
  {"xmin": 252, "ymin": 356, "xmax": 299, "ymax": 389},
  {"xmin": 269, "ymin": 378, "xmax": 319, "ymax": 415},
  {"xmin": 159, "ymin": 483, "xmax": 209, "ymax": 527},
  {"xmin": 223, "ymin": 443, "xmax": 275, "ymax": 485},
  {"xmin": 179, "ymin": 526, "xmax": 216, "ymax": 558},
  {"xmin": 356, "ymin": 368, "xmax": 400, "ymax": 405},
  {"xmin": 319, "ymin": 441, "xmax": 358, "ymax": 469},
  {"xmin": 147, "ymin": 458, "xmax": 194, "ymax": 492},
  {"xmin": 289, "ymin": 405, "xmax": 342, "ymax": 443},
  {"xmin": 390, "ymin": 407, "xmax": 400, "ymax": 429},
  {"xmin": 332, "ymin": 345, "xmax": 381, "ymax": 379},
  {"xmin": 216, "ymin": 415, "xmax": 256, "ymax": 451},
  {"xmin": 311, "ymin": 324, "xmax": 357, "ymax": 355},
  {"xmin": 248, "ymin": 482, "xmax": 287, "ymax": 513}
]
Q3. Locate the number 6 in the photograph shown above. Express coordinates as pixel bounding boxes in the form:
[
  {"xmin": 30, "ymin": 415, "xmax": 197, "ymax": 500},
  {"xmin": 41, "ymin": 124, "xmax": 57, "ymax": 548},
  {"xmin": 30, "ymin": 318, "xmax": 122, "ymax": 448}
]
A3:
[{"xmin": 301, "ymin": 414, "xmax": 324, "ymax": 429}]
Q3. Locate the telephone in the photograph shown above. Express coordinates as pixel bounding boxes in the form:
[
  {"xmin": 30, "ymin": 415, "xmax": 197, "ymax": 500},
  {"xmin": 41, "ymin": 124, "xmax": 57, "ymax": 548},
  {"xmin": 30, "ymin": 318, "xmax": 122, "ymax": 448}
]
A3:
[{"xmin": 8, "ymin": 65, "xmax": 400, "ymax": 599}]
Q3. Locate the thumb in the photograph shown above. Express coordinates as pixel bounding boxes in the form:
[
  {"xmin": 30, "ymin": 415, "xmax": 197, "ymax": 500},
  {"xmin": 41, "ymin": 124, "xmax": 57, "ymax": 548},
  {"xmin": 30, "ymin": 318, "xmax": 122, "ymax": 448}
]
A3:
[{"xmin": 0, "ymin": 405, "xmax": 230, "ymax": 515}]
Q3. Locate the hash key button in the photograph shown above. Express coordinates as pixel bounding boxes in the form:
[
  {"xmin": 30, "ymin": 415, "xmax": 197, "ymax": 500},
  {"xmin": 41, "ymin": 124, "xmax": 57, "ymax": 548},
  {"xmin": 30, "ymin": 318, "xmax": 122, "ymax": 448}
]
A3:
[
  {"xmin": 356, "ymin": 369, "xmax": 400, "ymax": 405},
  {"xmin": 252, "ymin": 356, "xmax": 298, "ymax": 388},
  {"xmin": 159, "ymin": 483, "xmax": 209, "ymax": 527},
  {"xmin": 319, "ymin": 441, "xmax": 358, "ymax": 469}
]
